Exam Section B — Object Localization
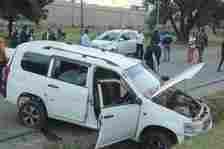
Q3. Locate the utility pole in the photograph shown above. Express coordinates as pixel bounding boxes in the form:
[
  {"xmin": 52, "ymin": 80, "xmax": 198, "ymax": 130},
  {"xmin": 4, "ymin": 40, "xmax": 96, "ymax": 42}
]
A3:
[
  {"xmin": 80, "ymin": 0, "xmax": 84, "ymax": 34},
  {"xmin": 72, "ymin": 0, "xmax": 75, "ymax": 27},
  {"xmin": 156, "ymin": 0, "xmax": 160, "ymax": 27}
]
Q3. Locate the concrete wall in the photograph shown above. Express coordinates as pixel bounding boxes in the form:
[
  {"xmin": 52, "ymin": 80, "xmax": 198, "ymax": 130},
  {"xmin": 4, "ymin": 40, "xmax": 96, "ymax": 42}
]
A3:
[{"xmin": 46, "ymin": 1, "xmax": 145, "ymax": 29}]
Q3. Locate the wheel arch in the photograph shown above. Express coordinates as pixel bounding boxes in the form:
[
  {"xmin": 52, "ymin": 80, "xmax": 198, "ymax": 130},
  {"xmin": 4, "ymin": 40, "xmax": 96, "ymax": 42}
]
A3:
[
  {"xmin": 18, "ymin": 92, "xmax": 48, "ymax": 115},
  {"xmin": 139, "ymin": 125, "xmax": 178, "ymax": 145}
]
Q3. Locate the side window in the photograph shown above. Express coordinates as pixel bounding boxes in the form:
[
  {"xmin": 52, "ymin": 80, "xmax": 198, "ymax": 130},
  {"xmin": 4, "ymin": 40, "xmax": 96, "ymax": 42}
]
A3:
[
  {"xmin": 21, "ymin": 52, "xmax": 51, "ymax": 76},
  {"xmin": 52, "ymin": 58, "xmax": 88, "ymax": 87},
  {"xmin": 120, "ymin": 33, "xmax": 131, "ymax": 41}
]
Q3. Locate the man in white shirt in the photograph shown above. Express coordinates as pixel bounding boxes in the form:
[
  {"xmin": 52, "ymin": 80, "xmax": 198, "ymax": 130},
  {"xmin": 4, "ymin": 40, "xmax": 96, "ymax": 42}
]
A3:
[
  {"xmin": 136, "ymin": 30, "xmax": 144, "ymax": 59},
  {"xmin": 80, "ymin": 29, "xmax": 91, "ymax": 47}
]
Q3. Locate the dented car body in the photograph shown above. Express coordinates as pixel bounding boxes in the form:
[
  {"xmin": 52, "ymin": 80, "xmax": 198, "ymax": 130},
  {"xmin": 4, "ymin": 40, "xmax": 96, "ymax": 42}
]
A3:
[{"xmin": 5, "ymin": 41, "xmax": 212, "ymax": 149}]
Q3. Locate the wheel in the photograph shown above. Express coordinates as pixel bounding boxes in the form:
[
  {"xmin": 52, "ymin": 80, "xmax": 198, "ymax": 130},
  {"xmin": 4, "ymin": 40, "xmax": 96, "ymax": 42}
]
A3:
[
  {"xmin": 18, "ymin": 101, "xmax": 47, "ymax": 129},
  {"xmin": 141, "ymin": 130, "xmax": 173, "ymax": 149}
]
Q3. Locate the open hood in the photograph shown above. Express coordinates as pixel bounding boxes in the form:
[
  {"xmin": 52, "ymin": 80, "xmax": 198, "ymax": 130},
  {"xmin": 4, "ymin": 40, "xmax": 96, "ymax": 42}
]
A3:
[{"xmin": 151, "ymin": 63, "xmax": 205, "ymax": 98}]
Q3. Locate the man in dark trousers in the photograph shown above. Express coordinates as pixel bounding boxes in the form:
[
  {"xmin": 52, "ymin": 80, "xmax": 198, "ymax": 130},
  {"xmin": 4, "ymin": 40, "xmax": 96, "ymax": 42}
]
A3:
[
  {"xmin": 217, "ymin": 41, "xmax": 224, "ymax": 72},
  {"xmin": 151, "ymin": 30, "xmax": 161, "ymax": 71},
  {"xmin": 196, "ymin": 28, "xmax": 208, "ymax": 62},
  {"xmin": 144, "ymin": 45, "xmax": 155, "ymax": 71},
  {"xmin": 20, "ymin": 25, "xmax": 30, "ymax": 44}
]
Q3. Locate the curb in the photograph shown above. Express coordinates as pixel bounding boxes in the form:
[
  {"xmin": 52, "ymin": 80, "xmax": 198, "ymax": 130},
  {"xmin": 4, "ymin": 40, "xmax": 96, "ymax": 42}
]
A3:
[{"xmin": 0, "ymin": 130, "xmax": 35, "ymax": 143}]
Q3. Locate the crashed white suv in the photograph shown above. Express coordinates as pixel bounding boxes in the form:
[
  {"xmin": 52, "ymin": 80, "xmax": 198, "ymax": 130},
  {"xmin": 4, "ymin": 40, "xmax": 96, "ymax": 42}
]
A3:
[{"xmin": 4, "ymin": 41, "xmax": 212, "ymax": 149}]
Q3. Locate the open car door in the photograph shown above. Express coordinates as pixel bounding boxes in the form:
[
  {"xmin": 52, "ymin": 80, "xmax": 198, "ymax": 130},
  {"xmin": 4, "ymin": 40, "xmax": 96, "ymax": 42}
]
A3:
[{"xmin": 95, "ymin": 79, "xmax": 140, "ymax": 149}]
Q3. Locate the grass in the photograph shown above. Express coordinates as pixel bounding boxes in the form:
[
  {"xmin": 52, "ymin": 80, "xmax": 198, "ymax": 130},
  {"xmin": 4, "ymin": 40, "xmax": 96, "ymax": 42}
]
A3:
[
  {"xmin": 173, "ymin": 90, "xmax": 224, "ymax": 149},
  {"xmin": 44, "ymin": 142, "xmax": 80, "ymax": 149}
]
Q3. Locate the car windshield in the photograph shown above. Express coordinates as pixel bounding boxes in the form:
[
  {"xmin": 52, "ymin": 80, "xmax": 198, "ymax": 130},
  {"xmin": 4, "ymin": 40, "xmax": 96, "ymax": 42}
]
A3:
[
  {"xmin": 97, "ymin": 31, "xmax": 121, "ymax": 41},
  {"xmin": 126, "ymin": 64, "xmax": 161, "ymax": 99}
]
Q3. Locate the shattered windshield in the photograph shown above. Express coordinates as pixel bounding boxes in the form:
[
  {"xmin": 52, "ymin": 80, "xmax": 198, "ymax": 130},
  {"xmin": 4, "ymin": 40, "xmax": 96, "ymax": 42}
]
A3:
[{"xmin": 126, "ymin": 64, "xmax": 161, "ymax": 99}]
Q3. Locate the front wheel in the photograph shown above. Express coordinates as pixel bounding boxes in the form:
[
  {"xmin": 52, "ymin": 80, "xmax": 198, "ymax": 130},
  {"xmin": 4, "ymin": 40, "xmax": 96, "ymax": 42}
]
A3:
[{"xmin": 141, "ymin": 130, "xmax": 173, "ymax": 149}]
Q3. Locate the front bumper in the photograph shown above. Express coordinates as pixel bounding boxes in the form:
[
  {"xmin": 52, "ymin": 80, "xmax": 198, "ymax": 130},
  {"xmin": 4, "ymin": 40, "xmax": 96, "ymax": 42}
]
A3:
[{"xmin": 184, "ymin": 103, "xmax": 213, "ymax": 137}]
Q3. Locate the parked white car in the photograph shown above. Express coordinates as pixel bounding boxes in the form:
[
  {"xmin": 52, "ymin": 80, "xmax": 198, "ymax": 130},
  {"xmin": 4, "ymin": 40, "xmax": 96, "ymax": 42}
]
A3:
[
  {"xmin": 91, "ymin": 29, "xmax": 139, "ymax": 56},
  {"xmin": 4, "ymin": 41, "xmax": 212, "ymax": 149}
]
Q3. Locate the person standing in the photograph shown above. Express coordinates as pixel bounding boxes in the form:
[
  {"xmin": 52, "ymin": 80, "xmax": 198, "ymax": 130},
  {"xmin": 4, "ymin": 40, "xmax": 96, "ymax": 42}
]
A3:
[
  {"xmin": 42, "ymin": 28, "xmax": 51, "ymax": 40},
  {"xmin": 144, "ymin": 45, "xmax": 155, "ymax": 71},
  {"xmin": 20, "ymin": 25, "xmax": 30, "ymax": 44},
  {"xmin": 80, "ymin": 29, "xmax": 91, "ymax": 47},
  {"xmin": 217, "ymin": 41, "xmax": 224, "ymax": 72},
  {"xmin": 57, "ymin": 26, "xmax": 66, "ymax": 41},
  {"xmin": 48, "ymin": 29, "xmax": 57, "ymax": 41},
  {"xmin": 0, "ymin": 38, "xmax": 8, "ymax": 84},
  {"xmin": 187, "ymin": 32, "xmax": 197, "ymax": 64},
  {"xmin": 196, "ymin": 28, "xmax": 208, "ymax": 62},
  {"xmin": 161, "ymin": 32, "xmax": 173, "ymax": 62},
  {"xmin": 136, "ymin": 30, "xmax": 144, "ymax": 59},
  {"xmin": 10, "ymin": 29, "xmax": 19, "ymax": 48},
  {"xmin": 151, "ymin": 30, "xmax": 162, "ymax": 72},
  {"xmin": 28, "ymin": 28, "xmax": 35, "ymax": 41}
]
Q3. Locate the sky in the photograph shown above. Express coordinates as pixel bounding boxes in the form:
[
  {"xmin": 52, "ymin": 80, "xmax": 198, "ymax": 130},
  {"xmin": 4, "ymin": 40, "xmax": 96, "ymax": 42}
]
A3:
[{"xmin": 64, "ymin": 0, "xmax": 143, "ymax": 8}]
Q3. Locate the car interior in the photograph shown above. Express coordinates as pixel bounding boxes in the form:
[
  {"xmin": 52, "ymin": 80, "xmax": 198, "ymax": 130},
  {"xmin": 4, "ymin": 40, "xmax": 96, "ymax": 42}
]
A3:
[{"xmin": 93, "ymin": 67, "xmax": 135, "ymax": 118}]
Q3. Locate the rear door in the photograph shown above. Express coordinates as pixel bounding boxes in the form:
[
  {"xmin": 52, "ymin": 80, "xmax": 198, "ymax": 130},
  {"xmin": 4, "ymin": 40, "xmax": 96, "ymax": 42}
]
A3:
[
  {"xmin": 46, "ymin": 56, "xmax": 90, "ymax": 122},
  {"xmin": 95, "ymin": 79, "xmax": 140, "ymax": 149}
]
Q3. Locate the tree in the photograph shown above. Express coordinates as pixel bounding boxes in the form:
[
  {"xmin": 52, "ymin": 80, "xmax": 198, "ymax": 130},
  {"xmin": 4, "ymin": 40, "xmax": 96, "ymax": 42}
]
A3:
[
  {"xmin": 0, "ymin": 0, "xmax": 54, "ymax": 37},
  {"xmin": 144, "ymin": 0, "xmax": 224, "ymax": 41}
]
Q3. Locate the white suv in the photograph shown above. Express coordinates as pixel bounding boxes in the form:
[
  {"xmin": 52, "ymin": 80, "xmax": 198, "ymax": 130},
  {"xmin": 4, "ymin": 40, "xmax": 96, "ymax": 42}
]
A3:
[
  {"xmin": 91, "ymin": 29, "xmax": 139, "ymax": 56},
  {"xmin": 5, "ymin": 41, "xmax": 212, "ymax": 149}
]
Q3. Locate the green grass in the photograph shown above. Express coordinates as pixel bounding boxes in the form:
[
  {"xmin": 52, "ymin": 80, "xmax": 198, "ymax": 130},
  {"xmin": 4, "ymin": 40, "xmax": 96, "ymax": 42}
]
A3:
[
  {"xmin": 174, "ymin": 120, "xmax": 224, "ymax": 149},
  {"xmin": 44, "ymin": 143, "xmax": 80, "ymax": 149},
  {"xmin": 173, "ymin": 90, "xmax": 224, "ymax": 149}
]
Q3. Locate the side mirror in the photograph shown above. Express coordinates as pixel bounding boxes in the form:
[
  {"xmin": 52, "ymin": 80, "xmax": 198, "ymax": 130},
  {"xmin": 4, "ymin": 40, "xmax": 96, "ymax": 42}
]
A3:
[
  {"xmin": 135, "ymin": 97, "xmax": 143, "ymax": 105},
  {"xmin": 161, "ymin": 76, "xmax": 170, "ymax": 81}
]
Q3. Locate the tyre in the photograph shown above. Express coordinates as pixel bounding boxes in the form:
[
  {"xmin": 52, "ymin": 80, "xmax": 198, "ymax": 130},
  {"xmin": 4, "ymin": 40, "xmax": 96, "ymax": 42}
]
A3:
[
  {"xmin": 18, "ymin": 101, "xmax": 47, "ymax": 129},
  {"xmin": 141, "ymin": 130, "xmax": 173, "ymax": 149}
]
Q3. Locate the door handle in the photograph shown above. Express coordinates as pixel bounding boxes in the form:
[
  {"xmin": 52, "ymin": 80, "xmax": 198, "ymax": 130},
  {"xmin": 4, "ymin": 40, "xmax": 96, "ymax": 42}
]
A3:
[
  {"xmin": 103, "ymin": 114, "xmax": 114, "ymax": 119},
  {"xmin": 48, "ymin": 84, "xmax": 59, "ymax": 89}
]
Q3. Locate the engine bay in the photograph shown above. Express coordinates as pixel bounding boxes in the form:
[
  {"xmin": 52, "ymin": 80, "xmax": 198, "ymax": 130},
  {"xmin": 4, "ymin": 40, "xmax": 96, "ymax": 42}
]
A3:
[{"xmin": 153, "ymin": 88, "xmax": 202, "ymax": 118}]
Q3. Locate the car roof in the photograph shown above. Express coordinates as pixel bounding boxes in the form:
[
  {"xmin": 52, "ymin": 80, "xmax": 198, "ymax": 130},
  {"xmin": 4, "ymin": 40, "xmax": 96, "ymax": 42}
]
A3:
[{"xmin": 19, "ymin": 41, "xmax": 140, "ymax": 70}]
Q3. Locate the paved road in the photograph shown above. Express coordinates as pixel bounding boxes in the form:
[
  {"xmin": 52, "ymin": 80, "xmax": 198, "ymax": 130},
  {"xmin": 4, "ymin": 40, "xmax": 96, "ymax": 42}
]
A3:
[{"xmin": 0, "ymin": 45, "xmax": 224, "ymax": 149}]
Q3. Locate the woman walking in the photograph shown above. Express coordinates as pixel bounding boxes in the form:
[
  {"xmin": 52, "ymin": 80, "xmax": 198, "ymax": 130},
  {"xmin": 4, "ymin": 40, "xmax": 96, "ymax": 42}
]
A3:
[{"xmin": 187, "ymin": 32, "xmax": 199, "ymax": 64}]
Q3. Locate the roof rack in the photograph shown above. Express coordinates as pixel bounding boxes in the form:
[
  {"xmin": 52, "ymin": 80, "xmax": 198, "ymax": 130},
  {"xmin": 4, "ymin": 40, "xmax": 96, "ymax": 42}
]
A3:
[{"xmin": 44, "ymin": 46, "xmax": 119, "ymax": 67}]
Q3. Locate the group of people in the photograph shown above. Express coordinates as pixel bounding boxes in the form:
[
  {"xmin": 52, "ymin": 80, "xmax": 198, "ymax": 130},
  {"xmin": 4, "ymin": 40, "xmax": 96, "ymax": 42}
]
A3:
[
  {"xmin": 10, "ymin": 25, "xmax": 35, "ymax": 48},
  {"xmin": 42, "ymin": 27, "xmax": 66, "ymax": 41},
  {"xmin": 144, "ymin": 30, "xmax": 173, "ymax": 72},
  {"xmin": 10, "ymin": 25, "xmax": 66, "ymax": 48}
]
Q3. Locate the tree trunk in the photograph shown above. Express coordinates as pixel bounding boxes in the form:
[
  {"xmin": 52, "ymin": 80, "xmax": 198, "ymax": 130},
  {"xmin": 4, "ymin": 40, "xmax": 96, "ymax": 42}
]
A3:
[{"xmin": 8, "ymin": 19, "xmax": 13, "ymax": 38}]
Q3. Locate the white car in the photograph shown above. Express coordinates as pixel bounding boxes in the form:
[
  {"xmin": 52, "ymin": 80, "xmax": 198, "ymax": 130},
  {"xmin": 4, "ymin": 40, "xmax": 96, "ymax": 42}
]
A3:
[
  {"xmin": 91, "ymin": 29, "xmax": 139, "ymax": 56},
  {"xmin": 4, "ymin": 41, "xmax": 212, "ymax": 149}
]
